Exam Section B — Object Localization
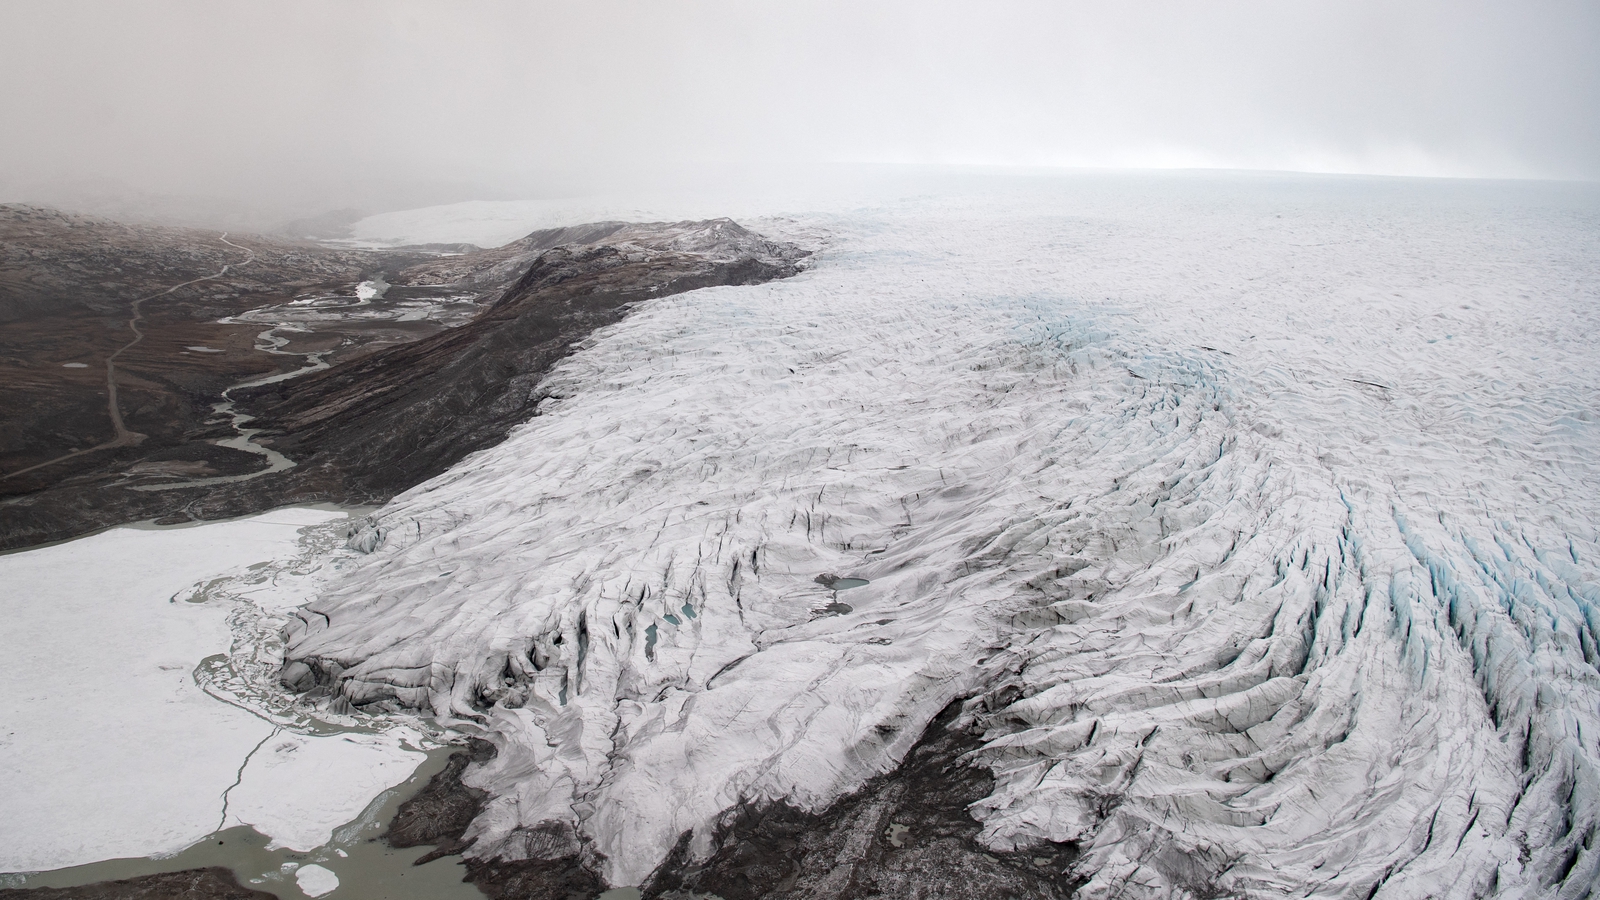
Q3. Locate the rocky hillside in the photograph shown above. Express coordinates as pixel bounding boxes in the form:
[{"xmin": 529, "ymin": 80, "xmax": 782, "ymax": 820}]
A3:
[{"xmin": 0, "ymin": 209, "xmax": 808, "ymax": 550}]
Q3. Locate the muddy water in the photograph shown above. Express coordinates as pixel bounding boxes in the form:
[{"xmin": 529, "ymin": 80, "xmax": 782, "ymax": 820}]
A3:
[{"xmin": 7, "ymin": 746, "xmax": 484, "ymax": 899}]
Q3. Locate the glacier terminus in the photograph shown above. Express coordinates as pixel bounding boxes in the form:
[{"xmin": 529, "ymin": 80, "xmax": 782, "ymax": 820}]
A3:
[{"xmin": 271, "ymin": 175, "xmax": 1600, "ymax": 898}]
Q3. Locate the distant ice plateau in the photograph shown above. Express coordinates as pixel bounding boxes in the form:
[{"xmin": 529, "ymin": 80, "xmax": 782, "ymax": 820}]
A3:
[{"xmin": 344, "ymin": 200, "xmax": 642, "ymax": 249}]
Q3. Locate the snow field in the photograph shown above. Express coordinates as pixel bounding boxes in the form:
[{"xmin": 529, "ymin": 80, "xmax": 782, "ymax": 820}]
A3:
[{"xmin": 287, "ymin": 176, "xmax": 1600, "ymax": 896}]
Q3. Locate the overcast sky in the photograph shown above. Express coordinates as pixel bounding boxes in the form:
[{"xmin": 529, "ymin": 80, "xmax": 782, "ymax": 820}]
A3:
[{"xmin": 2, "ymin": 1, "xmax": 1596, "ymax": 224}]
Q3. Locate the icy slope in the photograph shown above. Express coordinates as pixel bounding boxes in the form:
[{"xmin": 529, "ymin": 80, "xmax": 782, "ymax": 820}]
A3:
[{"xmin": 285, "ymin": 177, "xmax": 1600, "ymax": 897}]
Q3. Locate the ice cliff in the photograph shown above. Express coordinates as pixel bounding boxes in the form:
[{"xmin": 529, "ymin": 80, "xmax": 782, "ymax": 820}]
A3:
[{"xmin": 283, "ymin": 179, "xmax": 1600, "ymax": 898}]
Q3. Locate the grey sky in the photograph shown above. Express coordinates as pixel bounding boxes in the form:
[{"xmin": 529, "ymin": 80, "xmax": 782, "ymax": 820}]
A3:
[{"xmin": 2, "ymin": 1, "xmax": 1596, "ymax": 225}]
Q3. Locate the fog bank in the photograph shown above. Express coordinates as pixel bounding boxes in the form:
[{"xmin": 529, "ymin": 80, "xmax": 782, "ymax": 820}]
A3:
[{"xmin": 2, "ymin": 1, "xmax": 1596, "ymax": 228}]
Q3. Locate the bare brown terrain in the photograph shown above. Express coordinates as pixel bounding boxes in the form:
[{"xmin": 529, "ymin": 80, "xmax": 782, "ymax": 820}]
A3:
[
  {"xmin": 0, "ymin": 206, "xmax": 808, "ymax": 550},
  {"xmin": 0, "ymin": 867, "xmax": 277, "ymax": 900},
  {"xmin": 0, "ymin": 205, "xmax": 435, "ymax": 497}
]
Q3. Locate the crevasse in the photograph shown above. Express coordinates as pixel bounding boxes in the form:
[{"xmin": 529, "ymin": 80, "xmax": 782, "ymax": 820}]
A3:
[{"xmin": 284, "ymin": 180, "xmax": 1600, "ymax": 897}]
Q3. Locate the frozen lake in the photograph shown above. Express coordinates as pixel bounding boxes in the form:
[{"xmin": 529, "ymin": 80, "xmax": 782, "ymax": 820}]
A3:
[{"xmin": 0, "ymin": 508, "xmax": 459, "ymax": 895}]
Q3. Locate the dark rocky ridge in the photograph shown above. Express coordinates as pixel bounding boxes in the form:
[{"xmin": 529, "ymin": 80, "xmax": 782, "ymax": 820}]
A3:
[
  {"xmin": 640, "ymin": 700, "xmax": 1082, "ymax": 900},
  {"xmin": 366, "ymin": 702, "xmax": 1083, "ymax": 900},
  {"xmin": 386, "ymin": 702, "xmax": 1084, "ymax": 900},
  {"xmin": 383, "ymin": 738, "xmax": 496, "ymax": 865},
  {"xmin": 0, "ymin": 213, "xmax": 808, "ymax": 549},
  {"xmin": 375, "ymin": 738, "xmax": 608, "ymax": 900},
  {"xmin": 0, "ymin": 867, "xmax": 277, "ymax": 900}
]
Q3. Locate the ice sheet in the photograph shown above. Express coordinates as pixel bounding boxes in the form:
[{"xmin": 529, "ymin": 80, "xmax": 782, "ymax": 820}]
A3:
[{"xmin": 283, "ymin": 175, "xmax": 1600, "ymax": 896}]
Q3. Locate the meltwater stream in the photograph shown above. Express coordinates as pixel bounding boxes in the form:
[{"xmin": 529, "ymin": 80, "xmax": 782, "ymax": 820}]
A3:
[
  {"xmin": 130, "ymin": 325, "xmax": 327, "ymax": 493},
  {"xmin": 130, "ymin": 275, "xmax": 406, "ymax": 490}
]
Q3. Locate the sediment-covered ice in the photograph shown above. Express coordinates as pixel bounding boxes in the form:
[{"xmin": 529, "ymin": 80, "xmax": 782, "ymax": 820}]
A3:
[{"xmin": 286, "ymin": 176, "xmax": 1600, "ymax": 897}]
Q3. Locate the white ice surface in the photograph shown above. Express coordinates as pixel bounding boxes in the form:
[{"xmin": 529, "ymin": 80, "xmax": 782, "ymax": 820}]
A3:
[
  {"xmin": 0, "ymin": 508, "xmax": 425, "ymax": 873},
  {"xmin": 282, "ymin": 174, "xmax": 1599, "ymax": 896},
  {"xmin": 293, "ymin": 863, "xmax": 339, "ymax": 898},
  {"xmin": 222, "ymin": 729, "xmax": 423, "ymax": 852}
]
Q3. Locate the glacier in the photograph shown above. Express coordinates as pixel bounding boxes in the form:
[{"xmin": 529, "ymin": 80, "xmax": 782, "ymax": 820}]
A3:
[{"xmin": 282, "ymin": 174, "xmax": 1600, "ymax": 897}]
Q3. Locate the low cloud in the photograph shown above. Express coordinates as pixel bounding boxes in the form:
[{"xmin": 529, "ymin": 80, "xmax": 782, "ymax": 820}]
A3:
[{"xmin": 2, "ymin": 1, "xmax": 1595, "ymax": 226}]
